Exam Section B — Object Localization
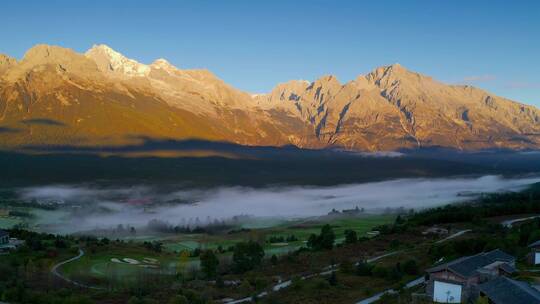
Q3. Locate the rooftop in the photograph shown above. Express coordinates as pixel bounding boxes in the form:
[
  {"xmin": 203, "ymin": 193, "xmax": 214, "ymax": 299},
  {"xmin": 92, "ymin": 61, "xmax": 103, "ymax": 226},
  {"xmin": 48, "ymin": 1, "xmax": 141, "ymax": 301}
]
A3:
[
  {"xmin": 479, "ymin": 276, "xmax": 540, "ymax": 304},
  {"xmin": 529, "ymin": 240, "xmax": 540, "ymax": 248},
  {"xmin": 427, "ymin": 249, "xmax": 515, "ymax": 278}
]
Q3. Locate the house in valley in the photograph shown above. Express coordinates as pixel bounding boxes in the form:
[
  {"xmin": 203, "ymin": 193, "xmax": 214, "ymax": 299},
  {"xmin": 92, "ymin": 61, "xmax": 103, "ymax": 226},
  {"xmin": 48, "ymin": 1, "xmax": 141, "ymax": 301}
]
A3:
[
  {"xmin": 0, "ymin": 229, "xmax": 24, "ymax": 253},
  {"xmin": 528, "ymin": 240, "xmax": 540, "ymax": 265},
  {"xmin": 478, "ymin": 276, "xmax": 540, "ymax": 304},
  {"xmin": 425, "ymin": 249, "xmax": 516, "ymax": 303},
  {"xmin": 0, "ymin": 230, "xmax": 8, "ymax": 245}
]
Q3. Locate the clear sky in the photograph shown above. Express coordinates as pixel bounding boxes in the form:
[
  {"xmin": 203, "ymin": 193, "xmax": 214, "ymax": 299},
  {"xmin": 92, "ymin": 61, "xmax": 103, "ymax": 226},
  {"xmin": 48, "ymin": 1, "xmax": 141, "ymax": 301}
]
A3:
[{"xmin": 1, "ymin": 0, "xmax": 539, "ymax": 107}]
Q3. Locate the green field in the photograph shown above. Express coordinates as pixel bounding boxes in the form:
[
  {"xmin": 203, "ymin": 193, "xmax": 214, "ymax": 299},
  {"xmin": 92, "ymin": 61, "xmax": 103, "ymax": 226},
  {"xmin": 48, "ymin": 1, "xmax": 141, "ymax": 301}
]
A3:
[
  {"xmin": 0, "ymin": 205, "xmax": 71, "ymax": 231},
  {"xmin": 257, "ymin": 215, "xmax": 394, "ymax": 253},
  {"xmin": 61, "ymin": 245, "xmax": 186, "ymax": 288},
  {"xmin": 0, "ymin": 217, "xmax": 22, "ymax": 229},
  {"xmin": 58, "ymin": 214, "xmax": 393, "ymax": 287},
  {"xmin": 266, "ymin": 215, "xmax": 394, "ymax": 240},
  {"xmin": 161, "ymin": 214, "xmax": 394, "ymax": 255}
]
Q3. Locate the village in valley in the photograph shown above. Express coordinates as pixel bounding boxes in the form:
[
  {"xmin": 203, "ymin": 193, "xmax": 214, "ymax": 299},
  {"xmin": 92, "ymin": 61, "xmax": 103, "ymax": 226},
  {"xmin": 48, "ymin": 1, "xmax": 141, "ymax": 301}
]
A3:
[{"xmin": 2, "ymin": 183, "xmax": 540, "ymax": 303}]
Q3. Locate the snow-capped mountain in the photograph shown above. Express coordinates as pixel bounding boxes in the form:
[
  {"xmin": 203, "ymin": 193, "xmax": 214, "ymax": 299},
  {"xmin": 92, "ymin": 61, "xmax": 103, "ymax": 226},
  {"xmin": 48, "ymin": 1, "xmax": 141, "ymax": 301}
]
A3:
[{"xmin": 0, "ymin": 44, "xmax": 538, "ymax": 152}]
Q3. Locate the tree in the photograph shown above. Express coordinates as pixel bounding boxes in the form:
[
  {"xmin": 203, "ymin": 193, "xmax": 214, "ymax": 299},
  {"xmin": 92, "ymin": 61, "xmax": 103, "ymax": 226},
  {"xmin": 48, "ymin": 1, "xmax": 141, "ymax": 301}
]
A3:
[
  {"xmin": 307, "ymin": 234, "xmax": 318, "ymax": 249},
  {"xmin": 344, "ymin": 229, "xmax": 358, "ymax": 244},
  {"xmin": 270, "ymin": 254, "xmax": 278, "ymax": 266},
  {"xmin": 232, "ymin": 241, "xmax": 265, "ymax": 273},
  {"xmin": 388, "ymin": 265, "xmax": 403, "ymax": 281},
  {"xmin": 128, "ymin": 297, "xmax": 142, "ymax": 304},
  {"xmin": 340, "ymin": 260, "xmax": 354, "ymax": 274},
  {"xmin": 327, "ymin": 271, "xmax": 338, "ymax": 286},
  {"xmin": 307, "ymin": 225, "xmax": 335, "ymax": 250},
  {"xmin": 239, "ymin": 279, "xmax": 253, "ymax": 294},
  {"xmin": 320, "ymin": 225, "xmax": 335, "ymax": 250},
  {"xmin": 200, "ymin": 250, "xmax": 219, "ymax": 278},
  {"xmin": 372, "ymin": 266, "xmax": 388, "ymax": 278},
  {"xmin": 402, "ymin": 259, "xmax": 418, "ymax": 275},
  {"xmin": 475, "ymin": 297, "xmax": 489, "ymax": 304},
  {"xmin": 168, "ymin": 295, "xmax": 188, "ymax": 304},
  {"xmin": 176, "ymin": 250, "xmax": 190, "ymax": 276},
  {"xmin": 216, "ymin": 275, "xmax": 225, "ymax": 288},
  {"xmin": 356, "ymin": 261, "xmax": 373, "ymax": 276}
]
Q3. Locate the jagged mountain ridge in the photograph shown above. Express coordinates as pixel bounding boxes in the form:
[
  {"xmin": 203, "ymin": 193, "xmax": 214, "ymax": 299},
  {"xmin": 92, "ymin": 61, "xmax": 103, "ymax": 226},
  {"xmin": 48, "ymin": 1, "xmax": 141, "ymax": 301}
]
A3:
[{"xmin": 0, "ymin": 44, "xmax": 538, "ymax": 152}]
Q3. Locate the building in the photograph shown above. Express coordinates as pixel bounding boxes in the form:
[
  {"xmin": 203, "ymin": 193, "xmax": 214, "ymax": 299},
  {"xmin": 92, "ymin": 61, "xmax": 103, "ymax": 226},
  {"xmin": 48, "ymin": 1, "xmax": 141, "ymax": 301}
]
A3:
[
  {"xmin": 0, "ymin": 230, "xmax": 8, "ymax": 245},
  {"xmin": 528, "ymin": 240, "xmax": 540, "ymax": 265},
  {"xmin": 478, "ymin": 276, "xmax": 540, "ymax": 304},
  {"xmin": 425, "ymin": 249, "xmax": 516, "ymax": 303}
]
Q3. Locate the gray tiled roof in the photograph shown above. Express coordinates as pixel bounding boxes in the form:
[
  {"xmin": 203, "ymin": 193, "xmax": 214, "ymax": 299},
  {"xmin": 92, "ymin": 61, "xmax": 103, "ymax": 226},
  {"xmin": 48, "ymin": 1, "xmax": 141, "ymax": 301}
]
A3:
[
  {"xmin": 427, "ymin": 249, "xmax": 515, "ymax": 278},
  {"xmin": 484, "ymin": 249, "xmax": 515, "ymax": 262},
  {"xmin": 529, "ymin": 240, "xmax": 540, "ymax": 248},
  {"xmin": 479, "ymin": 276, "xmax": 540, "ymax": 304},
  {"xmin": 498, "ymin": 262, "xmax": 516, "ymax": 274}
]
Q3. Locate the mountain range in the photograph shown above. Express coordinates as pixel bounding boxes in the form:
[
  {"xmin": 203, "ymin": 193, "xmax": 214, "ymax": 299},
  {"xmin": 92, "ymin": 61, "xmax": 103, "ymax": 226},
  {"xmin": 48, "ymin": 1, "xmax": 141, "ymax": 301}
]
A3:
[{"xmin": 0, "ymin": 44, "xmax": 539, "ymax": 152}]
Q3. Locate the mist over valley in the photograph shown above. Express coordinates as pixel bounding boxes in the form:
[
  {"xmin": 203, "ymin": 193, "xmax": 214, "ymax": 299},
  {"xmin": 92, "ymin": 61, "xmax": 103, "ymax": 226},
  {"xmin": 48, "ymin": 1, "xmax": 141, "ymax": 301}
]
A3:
[{"xmin": 8, "ymin": 174, "xmax": 539, "ymax": 235}]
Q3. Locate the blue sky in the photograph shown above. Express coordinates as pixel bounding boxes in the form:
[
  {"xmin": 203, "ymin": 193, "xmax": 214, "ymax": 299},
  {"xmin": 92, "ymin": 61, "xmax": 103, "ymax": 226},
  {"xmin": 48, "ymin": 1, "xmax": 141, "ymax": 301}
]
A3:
[{"xmin": 1, "ymin": 0, "xmax": 539, "ymax": 107}]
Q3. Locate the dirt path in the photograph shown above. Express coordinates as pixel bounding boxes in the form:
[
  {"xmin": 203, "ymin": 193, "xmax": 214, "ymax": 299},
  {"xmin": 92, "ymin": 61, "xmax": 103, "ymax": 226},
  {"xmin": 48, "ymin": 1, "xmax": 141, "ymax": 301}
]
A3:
[
  {"xmin": 224, "ymin": 250, "xmax": 405, "ymax": 304},
  {"xmin": 435, "ymin": 229, "xmax": 472, "ymax": 244},
  {"xmin": 502, "ymin": 215, "xmax": 540, "ymax": 228},
  {"xmin": 225, "ymin": 229, "xmax": 473, "ymax": 304},
  {"xmin": 353, "ymin": 229, "xmax": 471, "ymax": 304},
  {"xmin": 51, "ymin": 248, "xmax": 105, "ymax": 290}
]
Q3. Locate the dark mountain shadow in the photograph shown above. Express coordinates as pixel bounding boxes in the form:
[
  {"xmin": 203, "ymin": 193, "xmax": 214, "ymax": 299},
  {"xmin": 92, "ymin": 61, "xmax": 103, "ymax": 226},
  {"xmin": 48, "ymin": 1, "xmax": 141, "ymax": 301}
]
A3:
[
  {"xmin": 0, "ymin": 126, "xmax": 22, "ymax": 134},
  {"xmin": 20, "ymin": 118, "xmax": 66, "ymax": 127},
  {"xmin": 22, "ymin": 136, "xmax": 312, "ymax": 158},
  {"xmin": 2, "ymin": 137, "xmax": 540, "ymax": 188}
]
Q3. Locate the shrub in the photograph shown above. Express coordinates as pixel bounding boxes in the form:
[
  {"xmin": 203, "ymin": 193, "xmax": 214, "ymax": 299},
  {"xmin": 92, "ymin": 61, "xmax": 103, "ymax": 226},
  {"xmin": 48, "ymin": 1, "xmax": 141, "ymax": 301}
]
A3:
[
  {"xmin": 200, "ymin": 250, "xmax": 219, "ymax": 278},
  {"xmin": 344, "ymin": 229, "xmax": 358, "ymax": 244},
  {"xmin": 232, "ymin": 241, "xmax": 265, "ymax": 273},
  {"xmin": 372, "ymin": 266, "xmax": 388, "ymax": 278},
  {"xmin": 340, "ymin": 260, "xmax": 354, "ymax": 274},
  {"xmin": 168, "ymin": 295, "xmax": 188, "ymax": 304},
  {"xmin": 402, "ymin": 259, "xmax": 418, "ymax": 275},
  {"xmin": 307, "ymin": 225, "xmax": 335, "ymax": 250},
  {"xmin": 356, "ymin": 261, "xmax": 373, "ymax": 276}
]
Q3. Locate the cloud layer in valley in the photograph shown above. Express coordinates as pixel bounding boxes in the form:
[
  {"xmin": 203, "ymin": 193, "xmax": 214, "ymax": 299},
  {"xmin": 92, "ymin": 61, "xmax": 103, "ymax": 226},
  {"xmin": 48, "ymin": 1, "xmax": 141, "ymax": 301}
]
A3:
[{"xmin": 17, "ymin": 175, "xmax": 540, "ymax": 234}]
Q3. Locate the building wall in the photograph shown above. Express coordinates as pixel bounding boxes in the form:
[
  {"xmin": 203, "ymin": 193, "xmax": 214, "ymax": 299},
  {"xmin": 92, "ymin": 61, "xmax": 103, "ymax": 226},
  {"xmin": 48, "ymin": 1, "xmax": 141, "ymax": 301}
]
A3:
[
  {"xmin": 427, "ymin": 270, "xmax": 483, "ymax": 302},
  {"xmin": 0, "ymin": 235, "xmax": 8, "ymax": 244},
  {"xmin": 433, "ymin": 280, "xmax": 462, "ymax": 303},
  {"xmin": 430, "ymin": 270, "xmax": 466, "ymax": 284}
]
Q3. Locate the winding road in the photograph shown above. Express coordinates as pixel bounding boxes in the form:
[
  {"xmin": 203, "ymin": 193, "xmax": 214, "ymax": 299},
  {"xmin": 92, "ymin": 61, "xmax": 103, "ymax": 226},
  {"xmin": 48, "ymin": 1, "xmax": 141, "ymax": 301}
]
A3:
[
  {"xmin": 51, "ymin": 248, "xmax": 104, "ymax": 290},
  {"xmin": 502, "ymin": 215, "xmax": 540, "ymax": 228}
]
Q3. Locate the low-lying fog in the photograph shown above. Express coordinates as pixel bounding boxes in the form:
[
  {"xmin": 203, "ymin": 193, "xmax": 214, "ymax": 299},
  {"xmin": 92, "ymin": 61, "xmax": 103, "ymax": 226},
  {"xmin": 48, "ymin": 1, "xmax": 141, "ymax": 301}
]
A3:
[{"xmin": 16, "ymin": 175, "xmax": 540, "ymax": 234}]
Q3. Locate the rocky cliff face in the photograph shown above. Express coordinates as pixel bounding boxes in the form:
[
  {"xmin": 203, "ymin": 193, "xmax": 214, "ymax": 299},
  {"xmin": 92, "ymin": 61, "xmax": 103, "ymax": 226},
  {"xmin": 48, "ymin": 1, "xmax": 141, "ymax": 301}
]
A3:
[
  {"xmin": 0, "ymin": 44, "xmax": 538, "ymax": 152},
  {"xmin": 256, "ymin": 63, "xmax": 540, "ymax": 150}
]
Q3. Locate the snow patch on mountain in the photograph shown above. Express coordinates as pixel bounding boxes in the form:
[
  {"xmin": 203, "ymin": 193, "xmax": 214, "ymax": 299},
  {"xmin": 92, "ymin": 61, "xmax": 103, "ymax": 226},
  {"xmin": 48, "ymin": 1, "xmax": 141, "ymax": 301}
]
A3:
[
  {"xmin": 151, "ymin": 58, "xmax": 178, "ymax": 73},
  {"xmin": 85, "ymin": 44, "xmax": 150, "ymax": 77}
]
